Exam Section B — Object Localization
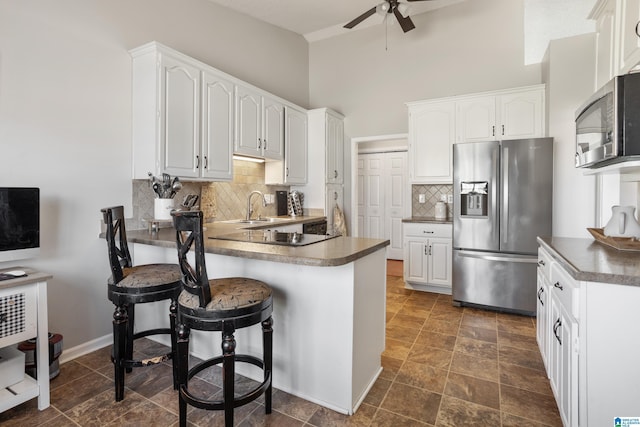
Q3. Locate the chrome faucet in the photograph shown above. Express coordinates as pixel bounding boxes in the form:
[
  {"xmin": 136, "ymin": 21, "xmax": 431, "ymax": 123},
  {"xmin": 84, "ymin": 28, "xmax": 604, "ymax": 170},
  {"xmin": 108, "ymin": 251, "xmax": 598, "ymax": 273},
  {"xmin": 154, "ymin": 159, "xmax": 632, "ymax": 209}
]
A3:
[{"xmin": 246, "ymin": 190, "xmax": 267, "ymax": 220}]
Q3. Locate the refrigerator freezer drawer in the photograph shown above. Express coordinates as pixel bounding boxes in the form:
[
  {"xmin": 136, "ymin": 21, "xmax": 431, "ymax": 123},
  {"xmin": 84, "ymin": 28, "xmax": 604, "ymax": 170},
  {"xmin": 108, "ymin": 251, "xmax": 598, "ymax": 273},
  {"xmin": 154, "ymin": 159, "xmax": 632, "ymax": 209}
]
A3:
[{"xmin": 452, "ymin": 250, "xmax": 538, "ymax": 314}]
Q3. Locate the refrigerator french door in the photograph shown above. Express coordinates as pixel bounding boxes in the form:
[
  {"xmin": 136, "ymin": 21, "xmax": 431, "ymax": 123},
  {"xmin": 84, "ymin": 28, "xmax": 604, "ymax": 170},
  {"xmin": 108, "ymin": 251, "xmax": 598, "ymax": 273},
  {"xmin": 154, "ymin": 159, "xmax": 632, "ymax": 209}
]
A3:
[{"xmin": 452, "ymin": 138, "xmax": 553, "ymax": 314}]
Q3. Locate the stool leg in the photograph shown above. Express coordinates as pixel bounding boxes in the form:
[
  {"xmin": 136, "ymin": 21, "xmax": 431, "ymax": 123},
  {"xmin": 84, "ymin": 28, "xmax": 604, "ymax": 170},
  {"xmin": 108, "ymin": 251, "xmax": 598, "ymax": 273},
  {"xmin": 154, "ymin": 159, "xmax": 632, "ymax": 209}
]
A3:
[
  {"xmin": 221, "ymin": 323, "xmax": 236, "ymax": 427},
  {"xmin": 113, "ymin": 304, "xmax": 128, "ymax": 402},
  {"xmin": 169, "ymin": 298, "xmax": 178, "ymax": 390},
  {"xmin": 176, "ymin": 322, "xmax": 190, "ymax": 427},
  {"xmin": 125, "ymin": 304, "xmax": 135, "ymax": 373},
  {"xmin": 262, "ymin": 317, "xmax": 273, "ymax": 414}
]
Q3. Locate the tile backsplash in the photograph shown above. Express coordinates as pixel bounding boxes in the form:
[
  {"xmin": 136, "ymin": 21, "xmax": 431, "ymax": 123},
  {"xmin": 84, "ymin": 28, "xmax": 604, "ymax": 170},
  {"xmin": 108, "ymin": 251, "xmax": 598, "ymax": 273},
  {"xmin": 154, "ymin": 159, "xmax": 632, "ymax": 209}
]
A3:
[
  {"xmin": 130, "ymin": 160, "xmax": 289, "ymax": 229},
  {"xmin": 412, "ymin": 184, "xmax": 453, "ymax": 218}
]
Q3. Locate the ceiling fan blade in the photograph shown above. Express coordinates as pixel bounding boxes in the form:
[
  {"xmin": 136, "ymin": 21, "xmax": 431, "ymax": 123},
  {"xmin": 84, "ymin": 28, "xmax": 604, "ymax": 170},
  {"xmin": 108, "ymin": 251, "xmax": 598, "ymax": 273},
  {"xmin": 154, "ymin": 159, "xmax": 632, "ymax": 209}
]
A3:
[
  {"xmin": 393, "ymin": 7, "xmax": 415, "ymax": 32},
  {"xmin": 344, "ymin": 6, "xmax": 377, "ymax": 29}
]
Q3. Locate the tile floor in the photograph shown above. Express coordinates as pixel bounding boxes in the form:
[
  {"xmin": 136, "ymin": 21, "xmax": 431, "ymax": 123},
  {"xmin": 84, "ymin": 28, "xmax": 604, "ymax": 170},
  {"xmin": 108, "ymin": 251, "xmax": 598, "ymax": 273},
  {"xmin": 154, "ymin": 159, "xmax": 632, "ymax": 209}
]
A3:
[{"xmin": 0, "ymin": 262, "xmax": 562, "ymax": 426}]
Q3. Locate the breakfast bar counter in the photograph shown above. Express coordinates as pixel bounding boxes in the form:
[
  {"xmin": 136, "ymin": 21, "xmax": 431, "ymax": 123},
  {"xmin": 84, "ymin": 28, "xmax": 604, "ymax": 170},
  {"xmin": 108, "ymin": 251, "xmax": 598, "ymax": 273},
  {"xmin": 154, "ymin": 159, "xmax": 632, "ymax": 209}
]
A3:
[{"xmin": 128, "ymin": 223, "xmax": 389, "ymax": 415}]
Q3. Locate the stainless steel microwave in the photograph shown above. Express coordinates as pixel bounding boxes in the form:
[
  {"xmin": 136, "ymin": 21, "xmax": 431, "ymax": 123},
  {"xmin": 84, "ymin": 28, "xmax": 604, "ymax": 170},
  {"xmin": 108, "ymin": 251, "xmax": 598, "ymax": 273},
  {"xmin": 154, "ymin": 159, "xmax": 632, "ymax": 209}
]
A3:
[{"xmin": 575, "ymin": 72, "xmax": 640, "ymax": 168}]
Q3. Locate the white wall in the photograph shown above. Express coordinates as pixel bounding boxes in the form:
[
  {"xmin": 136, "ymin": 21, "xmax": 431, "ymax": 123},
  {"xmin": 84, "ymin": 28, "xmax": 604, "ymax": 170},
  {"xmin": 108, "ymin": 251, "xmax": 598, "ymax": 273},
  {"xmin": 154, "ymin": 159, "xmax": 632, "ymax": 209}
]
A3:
[
  {"xmin": 542, "ymin": 34, "xmax": 598, "ymax": 238},
  {"xmin": 308, "ymin": 0, "xmax": 542, "ymax": 228},
  {"xmin": 0, "ymin": 0, "xmax": 309, "ymax": 350}
]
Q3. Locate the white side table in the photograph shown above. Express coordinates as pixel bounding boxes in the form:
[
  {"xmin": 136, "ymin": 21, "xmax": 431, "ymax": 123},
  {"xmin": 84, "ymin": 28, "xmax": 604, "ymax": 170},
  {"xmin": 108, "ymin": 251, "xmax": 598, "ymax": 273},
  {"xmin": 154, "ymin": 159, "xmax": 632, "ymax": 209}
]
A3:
[{"xmin": 0, "ymin": 268, "xmax": 50, "ymax": 412}]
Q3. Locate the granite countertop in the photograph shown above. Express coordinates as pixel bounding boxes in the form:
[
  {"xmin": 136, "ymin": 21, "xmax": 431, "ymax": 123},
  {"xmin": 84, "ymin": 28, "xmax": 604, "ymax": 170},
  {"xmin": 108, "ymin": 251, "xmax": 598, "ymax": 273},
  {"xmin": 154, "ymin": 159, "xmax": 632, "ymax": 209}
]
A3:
[
  {"xmin": 538, "ymin": 236, "xmax": 640, "ymax": 286},
  {"xmin": 403, "ymin": 216, "xmax": 453, "ymax": 224},
  {"xmin": 125, "ymin": 216, "xmax": 389, "ymax": 267}
]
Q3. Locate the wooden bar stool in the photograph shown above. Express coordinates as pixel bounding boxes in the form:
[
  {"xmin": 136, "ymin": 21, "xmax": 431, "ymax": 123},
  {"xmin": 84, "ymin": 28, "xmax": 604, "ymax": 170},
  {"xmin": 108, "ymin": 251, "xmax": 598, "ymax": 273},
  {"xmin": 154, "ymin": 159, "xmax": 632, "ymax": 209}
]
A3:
[
  {"xmin": 171, "ymin": 210, "xmax": 273, "ymax": 427},
  {"xmin": 101, "ymin": 206, "xmax": 181, "ymax": 401}
]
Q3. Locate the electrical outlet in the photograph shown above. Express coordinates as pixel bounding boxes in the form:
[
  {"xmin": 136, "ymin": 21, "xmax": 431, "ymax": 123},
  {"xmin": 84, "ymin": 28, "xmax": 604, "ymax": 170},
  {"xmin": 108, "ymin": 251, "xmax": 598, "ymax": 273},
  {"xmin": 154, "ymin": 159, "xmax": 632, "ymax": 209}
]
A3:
[
  {"xmin": 418, "ymin": 194, "xmax": 426, "ymax": 203},
  {"xmin": 447, "ymin": 194, "xmax": 453, "ymax": 203},
  {"xmin": 440, "ymin": 194, "xmax": 447, "ymax": 202}
]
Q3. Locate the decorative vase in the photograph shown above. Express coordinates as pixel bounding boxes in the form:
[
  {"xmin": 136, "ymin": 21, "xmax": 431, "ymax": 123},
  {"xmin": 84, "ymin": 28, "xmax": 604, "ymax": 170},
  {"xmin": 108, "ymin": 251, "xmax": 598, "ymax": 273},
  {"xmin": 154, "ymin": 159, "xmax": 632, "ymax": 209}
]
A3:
[
  {"xmin": 603, "ymin": 205, "xmax": 640, "ymax": 238},
  {"xmin": 154, "ymin": 198, "xmax": 174, "ymax": 220}
]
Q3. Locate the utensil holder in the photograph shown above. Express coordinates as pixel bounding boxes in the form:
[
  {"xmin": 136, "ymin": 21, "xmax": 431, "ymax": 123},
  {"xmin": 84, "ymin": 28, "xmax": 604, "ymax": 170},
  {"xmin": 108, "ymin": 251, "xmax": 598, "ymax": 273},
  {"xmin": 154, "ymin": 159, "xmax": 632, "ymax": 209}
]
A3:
[{"xmin": 154, "ymin": 198, "xmax": 174, "ymax": 220}]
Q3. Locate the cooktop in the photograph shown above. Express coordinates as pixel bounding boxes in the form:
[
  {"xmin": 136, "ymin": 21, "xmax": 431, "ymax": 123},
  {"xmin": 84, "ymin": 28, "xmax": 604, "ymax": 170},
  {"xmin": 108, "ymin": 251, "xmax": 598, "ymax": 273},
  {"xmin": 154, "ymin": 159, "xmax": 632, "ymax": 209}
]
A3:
[{"xmin": 211, "ymin": 230, "xmax": 339, "ymax": 246}]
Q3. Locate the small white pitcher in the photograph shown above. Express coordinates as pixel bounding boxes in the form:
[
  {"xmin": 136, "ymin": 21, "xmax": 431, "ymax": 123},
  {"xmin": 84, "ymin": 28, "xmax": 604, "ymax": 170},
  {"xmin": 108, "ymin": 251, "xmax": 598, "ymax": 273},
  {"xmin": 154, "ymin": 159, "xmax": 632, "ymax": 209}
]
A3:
[
  {"xmin": 603, "ymin": 205, "xmax": 640, "ymax": 238},
  {"xmin": 154, "ymin": 198, "xmax": 174, "ymax": 220}
]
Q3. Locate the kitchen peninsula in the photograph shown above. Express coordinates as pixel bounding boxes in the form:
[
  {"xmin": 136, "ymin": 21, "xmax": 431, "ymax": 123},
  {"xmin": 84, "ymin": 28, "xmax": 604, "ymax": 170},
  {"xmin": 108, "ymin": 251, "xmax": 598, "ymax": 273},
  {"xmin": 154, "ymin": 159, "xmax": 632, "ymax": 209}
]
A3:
[{"xmin": 124, "ymin": 220, "xmax": 389, "ymax": 415}]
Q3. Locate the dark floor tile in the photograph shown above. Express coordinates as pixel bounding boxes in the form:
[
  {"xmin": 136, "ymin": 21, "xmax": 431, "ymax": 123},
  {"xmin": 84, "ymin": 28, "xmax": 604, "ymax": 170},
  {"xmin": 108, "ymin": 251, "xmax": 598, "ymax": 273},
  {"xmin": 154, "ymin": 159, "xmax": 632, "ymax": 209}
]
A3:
[
  {"xmin": 449, "ymin": 352, "xmax": 499, "ymax": 382},
  {"xmin": 370, "ymin": 407, "xmax": 434, "ymax": 426},
  {"xmin": 435, "ymin": 395, "xmax": 501, "ymax": 427},
  {"xmin": 240, "ymin": 407, "xmax": 305, "ymax": 426},
  {"xmin": 443, "ymin": 372, "xmax": 500, "ymax": 410},
  {"xmin": 0, "ymin": 398, "xmax": 63, "ymax": 426},
  {"xmin": 497, "ymin": 317, "xmax": 536, "ymax": 337},
  {"xmin": 386, "ymin": 323, "xmax": 420, "ymax": 342},
  {"xmin": 49, "ymin": 360, "xmax": 94, "ymax": 390},
  {"xmin": 395, "ymin": 360, "xmax": 447, "ymax": 393},
  {"xmin": 187, "ymin": 400, "xmax": 259, "ymax": 426},
  {"xmin": 74, "ymin": 345, "xmax": 113, "ymax": 371},
  {"xmin": 362, "ymin": 377, "xmax": 392, "ymax": 407},
  {"xmin": 269, "ymin": 389, "xmax": 322, "ymax": 422},
  {"xmin": 105, "ymin": 399, "xmax": 178, "ymax": 426},
  {"xmin": 380, "ymin": 383, "xmax": 441, "ymax": 425},
  {"xmin": 407, "ymin": 344, "xmax": 453, "ymax": 370},
  {"xmin": 50, "ymin": 370, "xmax": 113, "ymax": 412},
  {"xmin": 379, "ymin": 355, "xmax": 404, "ymax": 381},
  {"xmin": 398, "ymin": 303, "xmax": 432, "ymax": 319},
  {"xmin": 499, "ymin": 345, "xmax": 545, "ymax": 372},
  {"xmin": 454, "ymin": 336, "xmax": 498, "ymax": 360},
  {"xmin": 423, "ymin": 318, "xmax": 460, "ymax": 336},
  {"xmin": 499, "ymin": 361, "xmax": 553, "ymax": 396},
  {"xmin": 460, "ymin": 312, "xmax": 497, "ymax": 330},
  {"xmin": 388, "ymin": 313, "xmax": 426, "ymax": 330},
  {"xmin": 414, "ymin": 330, "xmax": 457, "ymax": 352},
  {"xmin": 500, "ymin": 384, "xmax": 563, "ymax": 427},
  {"xmin": 64, "ymin": 388, "xmax": 147, "ymax": 426},
  {"xmin": 457, "ymin": 325, "xmax": 497, "ymax": 344},
  {"xmin": 497, "ymin": 330, "xmax": 539, "ymax": 351},
  {"xmin": 124, "ymin": 361, "xmax": 176, "ymax": 399},
  {"xmin": 501, "ymin": 412, "xmax": 552, "ymax": 427},
  {"xmin": 306, "ymin": 403, "xmax": 376, "ymax": 426},
  {"xmin": 382, "ymin": 338, "xmax": 412, "ymax": 360}
]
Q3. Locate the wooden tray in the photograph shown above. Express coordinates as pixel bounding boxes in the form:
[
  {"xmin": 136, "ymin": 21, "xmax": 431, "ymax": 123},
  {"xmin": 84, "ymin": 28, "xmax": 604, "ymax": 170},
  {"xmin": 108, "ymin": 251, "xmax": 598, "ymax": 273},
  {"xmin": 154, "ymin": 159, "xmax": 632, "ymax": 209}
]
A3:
[{"xmin": 587, "ymin": 227, "xmax": 640, "ymax": 251}]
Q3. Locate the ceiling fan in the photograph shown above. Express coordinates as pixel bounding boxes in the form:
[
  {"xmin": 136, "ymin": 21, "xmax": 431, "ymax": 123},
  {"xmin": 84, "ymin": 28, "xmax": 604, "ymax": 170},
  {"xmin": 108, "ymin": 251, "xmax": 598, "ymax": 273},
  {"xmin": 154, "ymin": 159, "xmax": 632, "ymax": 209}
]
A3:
[{"xmin": 344, "ymin": 0, "xmax": 433, "ymax": 33}]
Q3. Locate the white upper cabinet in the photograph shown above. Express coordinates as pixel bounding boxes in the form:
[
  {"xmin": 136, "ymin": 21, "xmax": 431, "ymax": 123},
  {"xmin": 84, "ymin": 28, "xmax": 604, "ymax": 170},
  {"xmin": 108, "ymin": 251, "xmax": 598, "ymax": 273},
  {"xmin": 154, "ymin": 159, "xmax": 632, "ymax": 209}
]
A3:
[
  {"xmin": 456, "ymin": 86, "xmax": 545, "ymax": 142},
  {"xmin": 130, "ymin": 42, "xmax": 234, "ymax": 181},
  {"xmin": 326, "ymin": 112, "xmax": 345, "ymax": 184},
  {"xmin": 616, "ymin": 0, "xmax": 640, "ymax": 73},
  {"xmin": 265, "ymin": 106, "xmax": 308, "ymax": 185},
  {"xmin": 235, "ymin": 86, "xmax": 284, "ymax": 160},
  {"xmin": 592, "ymin": 0, "xmax": 640, "ymax": 90},
  {"xmin": 201, "ymin": 70, "xmax": 234, "ymax": 180},
  {"xmin": 407, "ymin": 100, "xmax": 456, "ymax": 184}
]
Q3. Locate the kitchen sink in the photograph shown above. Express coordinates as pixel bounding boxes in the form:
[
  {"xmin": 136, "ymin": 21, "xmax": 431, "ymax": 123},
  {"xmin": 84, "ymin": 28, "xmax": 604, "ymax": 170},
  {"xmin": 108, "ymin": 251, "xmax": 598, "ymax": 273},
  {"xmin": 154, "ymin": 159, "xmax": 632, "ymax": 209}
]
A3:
[{"xmin": 220, "ymin": 217, "xmax": 291, "ymax": 225}]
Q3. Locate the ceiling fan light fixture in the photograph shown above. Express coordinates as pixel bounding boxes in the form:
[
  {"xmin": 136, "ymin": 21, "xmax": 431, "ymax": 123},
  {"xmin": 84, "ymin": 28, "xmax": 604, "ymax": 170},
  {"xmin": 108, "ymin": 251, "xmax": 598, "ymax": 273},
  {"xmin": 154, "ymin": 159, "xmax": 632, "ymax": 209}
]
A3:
[{"xmin": 376, "ymin": 2, "xmax": 390, "ymax": 15}]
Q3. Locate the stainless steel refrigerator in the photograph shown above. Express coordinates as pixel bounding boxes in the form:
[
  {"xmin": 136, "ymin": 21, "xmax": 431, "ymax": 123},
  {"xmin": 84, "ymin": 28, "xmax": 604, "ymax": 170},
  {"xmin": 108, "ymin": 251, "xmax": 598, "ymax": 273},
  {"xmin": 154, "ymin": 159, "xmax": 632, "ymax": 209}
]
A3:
[{"xmin": 452, "ymin": 138, "xmax": 553, "ymax": 315}]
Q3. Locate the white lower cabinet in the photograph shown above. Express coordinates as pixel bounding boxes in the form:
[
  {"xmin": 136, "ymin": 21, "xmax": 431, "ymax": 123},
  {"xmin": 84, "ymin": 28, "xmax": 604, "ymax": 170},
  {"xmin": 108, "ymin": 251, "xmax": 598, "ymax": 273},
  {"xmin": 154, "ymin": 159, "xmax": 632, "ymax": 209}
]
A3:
[
  {"xmin": 538, "ymin": 245, "xmax": 640, "ymax": 426},
  {"xmin": 403, "ymin": 223, "xmax": 452, "ymax": 293}
]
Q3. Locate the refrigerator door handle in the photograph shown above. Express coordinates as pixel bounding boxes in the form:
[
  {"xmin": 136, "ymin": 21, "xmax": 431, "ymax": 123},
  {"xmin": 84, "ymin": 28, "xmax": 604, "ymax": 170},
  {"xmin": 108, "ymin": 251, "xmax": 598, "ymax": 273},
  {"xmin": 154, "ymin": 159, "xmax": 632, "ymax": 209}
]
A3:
[
  {"xmin": 502, "ymin": 146, "xmax": 509, "ymax": 245},
  {"xmin": 457, "ymin": 250, "xmax": 538, "ymax": 264}
]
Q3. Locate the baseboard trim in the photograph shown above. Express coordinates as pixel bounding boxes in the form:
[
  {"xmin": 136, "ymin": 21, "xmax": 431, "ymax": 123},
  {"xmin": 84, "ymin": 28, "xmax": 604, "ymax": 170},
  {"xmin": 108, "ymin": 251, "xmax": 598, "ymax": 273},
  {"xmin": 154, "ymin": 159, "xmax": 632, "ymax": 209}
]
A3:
[{"xmin": 59, "ymin": 334, "xmax": 112, "ymax": 365}]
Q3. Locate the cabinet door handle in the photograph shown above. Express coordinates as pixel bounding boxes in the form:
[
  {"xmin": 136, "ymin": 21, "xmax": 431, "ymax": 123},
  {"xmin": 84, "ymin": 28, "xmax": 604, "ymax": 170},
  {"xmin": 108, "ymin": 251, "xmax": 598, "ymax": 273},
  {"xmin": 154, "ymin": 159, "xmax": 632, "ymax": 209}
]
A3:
[
  {"xmin": 537, "ymin": 287, "xmax": 544, "ymax": 305},
  {"xmin": 492, "ymin": 125, "xmax": 495, "ymax": 137},
  {"xmin": 553, "ymin": 281, "xmax": 563, "ymax": 291},
  {"xmin": 502, "ymin": 124, "xmax": 505, "ymax": 135},
  {"xmin": 334, "ymin": 170, "xmax": 338, "ymax": 179},
  {"xmin": 424, "ymin": 245, "xmax": 428, "ymax": 256},
  {"xmin": 204, "ymin": 156, "xmax": 208, "ymax": 169},
  {"xmin": 636, "ymin": 21, "xmax": 640, "ymax": 37},
  {"xmin": 553, "ymin": 318, "xmax": 562, "ymax": 345},
  {"xmin": 263, "ymin": 139, "xmax": 267, "ymax": 150},
  {"xmin": 538, "ymin": 259, "xmax": 545, "ymax": 267},
  {"xmin": 428, "ymin": 245, "xmax": 432, "ymax": 256},
  {"xmin": 258, "ymin": 138, "xmax": 262, "ymax": 149},
  {"xmin": 196, "ymin": 155, "xmax": 200, "ymax": 168},
  {"xmin": 286, "ymin": 167, "xmax": 289, "ymax": 177}
]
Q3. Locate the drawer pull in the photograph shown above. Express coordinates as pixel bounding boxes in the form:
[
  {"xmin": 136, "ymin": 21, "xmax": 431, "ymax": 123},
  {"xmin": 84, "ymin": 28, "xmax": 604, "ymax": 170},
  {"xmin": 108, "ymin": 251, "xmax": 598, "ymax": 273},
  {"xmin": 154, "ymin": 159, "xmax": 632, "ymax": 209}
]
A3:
[
  {"xmin": 553, "ymin": 318, "xmax": 562, "ymax": 345},
  {"xmin": 538, "ymin": 259, "xmax": 545, "ymax": 267},
  {"xmin": 423, "ymin": 231, "xmax": 434, "ymax": 234},
  {"xmin": 553, "ymin": 281, "xmax": 563, "ymax": 291},
  {"xmin": 537, "ymin": 287, "xmax": 544, "ymax": 305}
]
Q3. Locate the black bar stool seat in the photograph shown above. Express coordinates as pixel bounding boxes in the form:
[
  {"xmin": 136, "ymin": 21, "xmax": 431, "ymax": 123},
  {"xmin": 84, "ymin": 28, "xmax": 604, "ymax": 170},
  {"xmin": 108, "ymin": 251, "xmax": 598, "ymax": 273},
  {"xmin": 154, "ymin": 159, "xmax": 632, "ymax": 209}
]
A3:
[
  {"xmin": 172, "ymin": 210, "xmax": 273, "ymax": 427},
  {"xmin": 101, "ymin": 206, "xmax": 181, "ymax": 401}
]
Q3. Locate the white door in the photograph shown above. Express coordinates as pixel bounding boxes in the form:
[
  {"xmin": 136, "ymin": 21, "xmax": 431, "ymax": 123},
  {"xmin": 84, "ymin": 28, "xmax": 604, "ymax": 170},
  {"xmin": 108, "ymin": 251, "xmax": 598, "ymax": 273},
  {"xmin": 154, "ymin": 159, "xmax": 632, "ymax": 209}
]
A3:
[
  {"xmin": 357, "ymin": 150, "xmax": 408, "ymax": 260},
  {"xmin": 385, "ymin": 152, "xmax": 407, "ymax": 260}
]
